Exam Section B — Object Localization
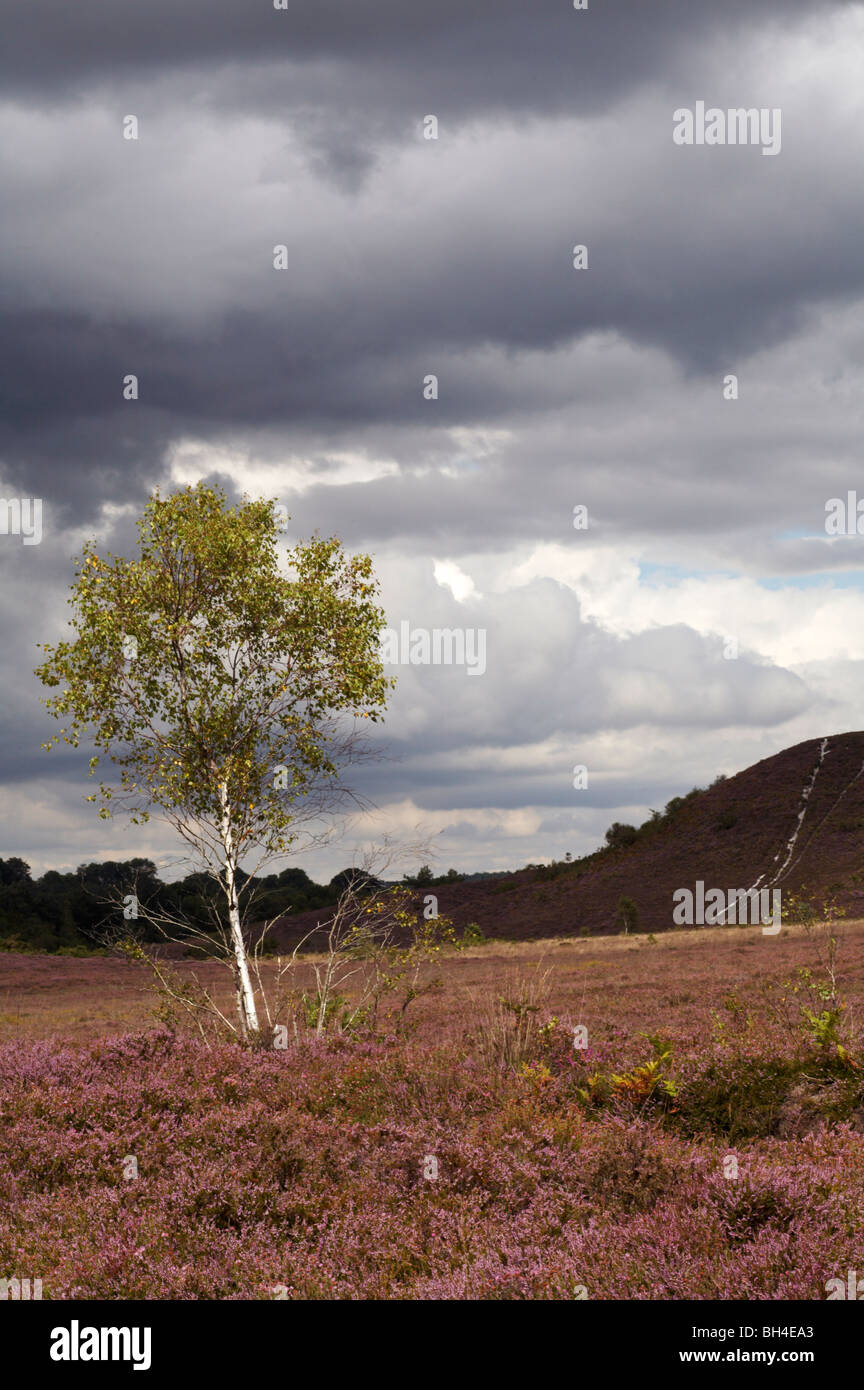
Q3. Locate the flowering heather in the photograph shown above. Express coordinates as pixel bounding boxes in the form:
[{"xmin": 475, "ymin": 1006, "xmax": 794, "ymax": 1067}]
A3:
[{"xmin": 1, "ymin": 1000, "xmax": 863, "ymax": 1299}]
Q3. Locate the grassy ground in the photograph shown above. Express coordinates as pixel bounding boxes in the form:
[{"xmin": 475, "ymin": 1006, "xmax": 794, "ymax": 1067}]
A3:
[{"xmin": 3, "ymin": 917, "xmax": 864, "ymax": 1046}]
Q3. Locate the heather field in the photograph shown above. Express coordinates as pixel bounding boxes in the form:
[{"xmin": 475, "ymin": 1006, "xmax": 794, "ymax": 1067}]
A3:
[{"xmin": 2, "ymin": 920, "xmax": 864, "ymax": 1300}]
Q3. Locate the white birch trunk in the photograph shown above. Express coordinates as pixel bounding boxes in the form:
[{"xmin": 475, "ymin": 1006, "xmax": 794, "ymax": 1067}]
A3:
[{"xmin": 218, "ymin": 780, "xmax": 259, "ymax": 1038}]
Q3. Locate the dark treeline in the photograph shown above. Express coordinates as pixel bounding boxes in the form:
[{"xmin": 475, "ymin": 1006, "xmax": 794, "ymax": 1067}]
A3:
[
  {"xmin": 0, "ymin": 857, "xmax": 473, "ymax": 954},
  {"xmin": 0, "ymin": 857, "xmax": 353, "ymax": 953}
]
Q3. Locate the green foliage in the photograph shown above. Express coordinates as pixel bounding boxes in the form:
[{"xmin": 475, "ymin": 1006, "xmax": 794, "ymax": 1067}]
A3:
[
  {"xmin": 411, "ymin": 865, "xmax": 435, "ymax": 886},
  {"xmin": 604, "ymin": 822, "xmax": 638, "ymax": 850},
  {"xmin": 35, "ymin": 482, "xmax": 392, "ymax": 851},
  {"xmin": 675, "ymin": 1056, "xmax": 811, "ymax": 1140},
  {"xmin": 0, "ymin": 856, "xmax": 161, "ymax": 952},
  {"xmin": 615, "ymin": 895, "xmax": 639, "ymax": 935},
  {"xmin": 459, "ymin": 921, "xmax": 486, "ymax": 948},
  {"xmin": 402, "ymin": 865, "xmax": 464, "ymax": 887},
  {"xmin": 532, "ymin": 859, "xmax": 574, "ymax": 882},
  {"xmin": 298, "ymin": 989, "xmax": 354, "ymax": 1033},
  {"xmin": 610, "ymin": 1034, "xmax": 678, "ymax": 1106},
  {"xmin": 0, "ymin": 854, "xmax": 365, "ymax": 954},
  {"xmin": 575, "ymin": 1035, "xmax": 678, "ymax": 1114},
  {"xmin": 783, "ymin": 965, "xmax": 857, "ymax": 1068},
  {"xmin": 294, "ymin": 887, "xmax": 461, "ymax": 1039}
]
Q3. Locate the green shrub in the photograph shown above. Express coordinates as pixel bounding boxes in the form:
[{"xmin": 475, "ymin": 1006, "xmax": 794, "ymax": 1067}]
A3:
[{"xmin": 615, "ymin": 895, "xmax": 639, "ymax": 935}]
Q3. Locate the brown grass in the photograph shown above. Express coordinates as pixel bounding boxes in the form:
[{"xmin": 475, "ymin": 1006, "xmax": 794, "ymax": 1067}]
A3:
[{"xmin": 3, "ymin": 915, "xmax": 864, "ymax": 1047}]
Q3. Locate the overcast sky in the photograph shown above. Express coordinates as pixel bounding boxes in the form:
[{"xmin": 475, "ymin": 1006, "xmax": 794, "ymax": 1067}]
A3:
[{"xmin": 3, "ymin": 0, "xmax": 864, "ymax": 881}]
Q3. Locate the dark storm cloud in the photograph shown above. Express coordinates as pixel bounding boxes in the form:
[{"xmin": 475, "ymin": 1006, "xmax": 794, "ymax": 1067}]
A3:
[
  {"xmin": 1, "ymin": 0, "xmax": 862, "ymax": 542},
  {"xmin": 0, "ymin": 0, "xmax": 841, "ymax": 112},
  {"xmin": 1, "ymin": 0, "xmax": 859, "ymax": 513},
  {"xmin": 5, "ymin": 103, "xmax": 864, "ymax": 528}
]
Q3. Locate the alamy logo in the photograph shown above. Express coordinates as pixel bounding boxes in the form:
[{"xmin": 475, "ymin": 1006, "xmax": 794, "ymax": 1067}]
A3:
[
  {"xmin": 0, "ymin": 1277, "xmax": 42, "ymax": 1300},
  {"xmin": 825, "ymin": 1270, "xmax": 864, "ymax": 1300},
  {"xmin": 49, "ymin": 1321, "xmax": 152, "ymax": 1371},
  {"xmin": 673, "ymin": 102, "xmax": 781, "ymax": 156},
  {"xmin": 0, "ymin": 497, "xmax": 42, "ymax": 545},
  {"xmin": 672, "ymin": 882, "xmax": 781, "ymax": 929},
  {"xmin": 825, "ymin": 493, "xmax": 864, "ymax": 535},
  {"xmin": 380, "ymin": 621, "xmax": 486, "ymax": 675}
]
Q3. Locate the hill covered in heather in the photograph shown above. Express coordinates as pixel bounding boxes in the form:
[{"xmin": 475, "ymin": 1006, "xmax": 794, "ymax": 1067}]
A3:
[{"xmin": 272, "ymin": 732, "xmax": 864, "ymax": 945}]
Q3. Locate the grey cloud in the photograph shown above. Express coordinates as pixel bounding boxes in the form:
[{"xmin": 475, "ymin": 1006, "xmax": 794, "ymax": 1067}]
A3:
[
  {"xmin": 0, "ymin": 1, "xmax": 839, "ymax": 110},
  {"xmin": 1, "ymin": 0, "xmax": 862, "ymax": 875}
]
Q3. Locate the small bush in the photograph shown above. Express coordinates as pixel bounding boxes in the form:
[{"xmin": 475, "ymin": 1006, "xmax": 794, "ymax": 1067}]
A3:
[{"xmin": 615, "ymin": 895, "xmax": 639, "ymax": 935}]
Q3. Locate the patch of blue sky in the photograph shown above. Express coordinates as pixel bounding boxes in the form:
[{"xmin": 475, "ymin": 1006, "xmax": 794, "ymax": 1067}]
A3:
[
  {"xmin": 638, "ymin": 562, "xmax": 736, "ymax": 586},
  {"xmin": 758, "ymin": 571, "xmax": 864, "ymax": 592},
  {"xmin": 638, "ymin": 559, "xmax": 864, "ymax": 593}
]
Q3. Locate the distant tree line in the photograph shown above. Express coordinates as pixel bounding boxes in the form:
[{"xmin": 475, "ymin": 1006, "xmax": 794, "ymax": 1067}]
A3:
[
  {"xmin": 401, "ymin": 865, "xmax": 465, "ymax": 887},
  {"xmin": 0, "ymin": 857, "xmax": 369, "ymax": 954}
]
